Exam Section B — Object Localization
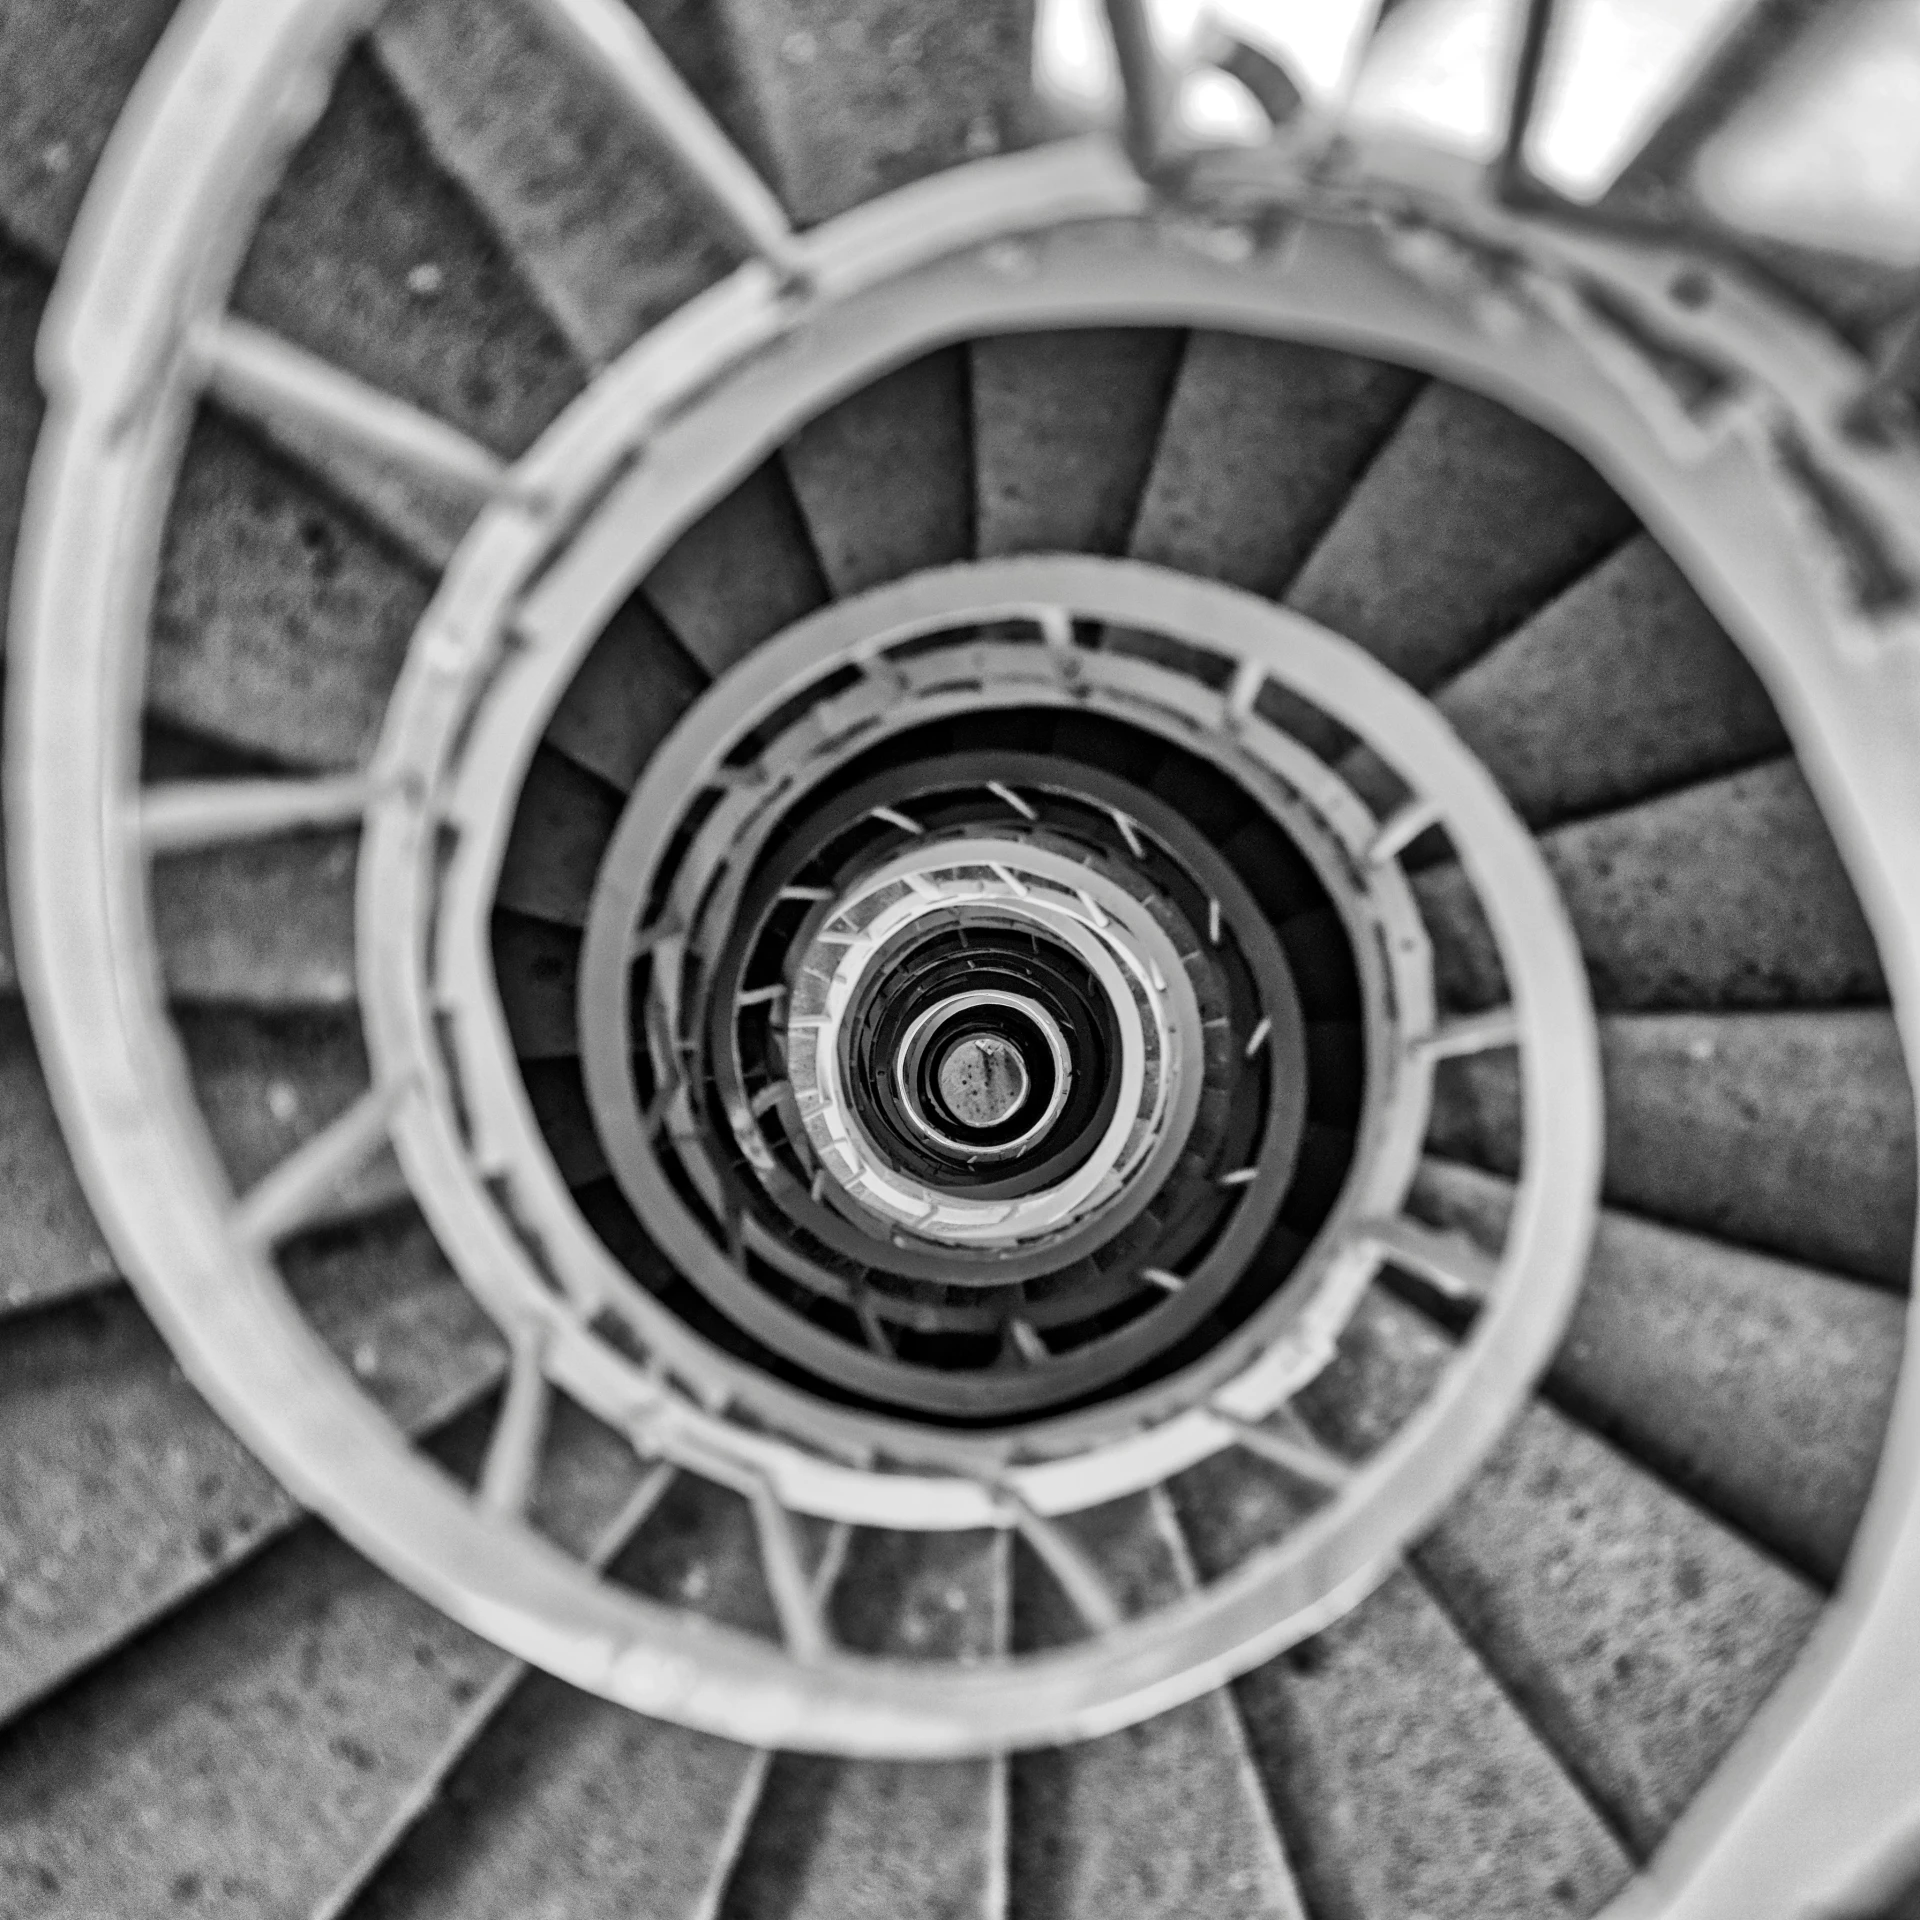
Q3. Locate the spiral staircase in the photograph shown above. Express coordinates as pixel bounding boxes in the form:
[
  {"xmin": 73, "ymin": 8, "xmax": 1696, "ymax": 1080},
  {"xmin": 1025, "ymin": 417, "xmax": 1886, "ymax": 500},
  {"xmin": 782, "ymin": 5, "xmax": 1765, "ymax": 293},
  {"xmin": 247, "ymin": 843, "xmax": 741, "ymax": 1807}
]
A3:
[{"xmin": 3, "ymin": 1, "xmax": 1920, "ymax": 1915}]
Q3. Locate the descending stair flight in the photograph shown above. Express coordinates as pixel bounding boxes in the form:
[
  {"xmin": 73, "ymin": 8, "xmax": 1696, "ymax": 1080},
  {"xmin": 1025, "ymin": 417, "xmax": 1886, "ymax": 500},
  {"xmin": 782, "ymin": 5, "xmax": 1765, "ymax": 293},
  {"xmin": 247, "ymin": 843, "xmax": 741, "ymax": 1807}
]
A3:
[{"xmin": 3, "ymin": 0, "xmax": 1920, "ymax": 1915}]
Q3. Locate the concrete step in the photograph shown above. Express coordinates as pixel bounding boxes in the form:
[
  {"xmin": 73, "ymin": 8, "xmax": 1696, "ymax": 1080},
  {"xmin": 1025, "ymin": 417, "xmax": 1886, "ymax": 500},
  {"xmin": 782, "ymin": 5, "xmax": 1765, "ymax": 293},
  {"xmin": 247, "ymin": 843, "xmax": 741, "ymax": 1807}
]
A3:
[
  {"xmin": 546, "ymin": 590, "xmax": 712, "ymax": 793},
  {"xmin": 150, "ymin": 830, "xmax": 362, "ymax": 1008},
  {"xmin": 1417, "ymin": 757, "xmax": 1885, "ymax": 1011},
  {"xmin": 152, "ymin": 419, "xmax": 431, "ymax": 770},
  {"xmin": 351, "ymin": 1472, "xmax": 835, "ymax": 1920},
  {"xmin": 782, "ymin": 348, "xmax": 974, "ymax": 596},
  {"xmin": 1011, "ymin": 1488, "xmax": 1308, "ymax": 1920},
  {"xmin": 1301, "ymin": 1290, "xmax": 1822, "ymax": 1856},
  {"xmin": 1286, "ymin": 381, "xmax": 1635, "ymax": 694},
  {"xmin": 1130, "ymin": 329, "xmax": 1418, "ymax": 598},
  {"xmin": 973, "ymin": 329, "xmax": 1184, "ymax": 559},
  {"xmin": 1412, "ymin": 1156, "xmax": 1905, "ymax": 1585},
  {"xmin": 717, "ymin": 1529, "xmax": 1006, "ymax": 1920},
  {"xmin": 495, "ymin": 745, "xmax": 627, "ymax": 930},
  {"xmin": 0, "ymin": 1212, "xmax": 502, "ymax": 1730},
  {"xmin": 644, "ymin": 458, "xmax": 829, "ymax": 677},
  {"xmin": 1174, "ymin": 1433, "xmax": 1632, "ymax": 1920},
  {"xmin": 494, "ymin": 910, "xmax": 582, "ymax": 1061},
  {"xmin": 716, "ymin": 0, "xmax": 1034, "ymax": 226},
  {"xmin": 0, "ymin": 1394, "xmax": 641, "ymax": 1920},
  {"xmin": 1340, "ymin": 533, "xmax": 1786, "ymax": 830},
  {"xmin": 1427, "ymin": 1008, "xmax": 1916, "ymax": 1288},
  {"xmin": 375, "ymin": 0, "xmax": 733, "ymax": 369}
]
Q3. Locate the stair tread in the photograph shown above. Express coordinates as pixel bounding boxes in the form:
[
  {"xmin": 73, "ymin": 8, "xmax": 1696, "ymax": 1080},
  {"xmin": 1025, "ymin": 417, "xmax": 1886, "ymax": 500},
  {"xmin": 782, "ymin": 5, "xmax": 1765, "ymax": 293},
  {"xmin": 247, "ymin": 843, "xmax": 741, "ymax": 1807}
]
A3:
[
  {"xmin": 521, "ymin": 1056, "xmax": 611, "ymax": 1189},
  {"xmin": 180, "ymin": 1006, "xmax": 411, "ymax": 1226},
  {"xmin": 1428, "ymin": 1006, "xmax": 1917, "ymax": 1288},
  {"xmin": 1416, "ymin": 755, "xmax": 1886, "ymax": 1012},
  {"xmin": 495, "ymin": 746, "xmax": 627, "ymax": 930},
  {"xmin": 1301, "ymin": 1289, "xmax": 1823, "ymax": 1856},
  {"xmin": 718, "ymin": 1529, "xmax": 1007, "ymax": 1920},
  {"xmin": 214, "ymin": 47, "xmax": 586, "ymax": 572},
  {"xmin": 1011, "ymin": 1489, "xmax": 1308, "ymax": 1920},
  {"xmin": 782, "ymin": 348, "xmax": 974, "ymax": 596},
  {"xmin": 1286, "ymin": 381, "xmax": 1635, "ymax": 692},
  {"xmin": 494, "ymin": 911, "xmax": 583, "ymax": 1061},
  {"xmin": 374, "ymin": 0, "xmax": 735, "ymax": 369},
  {"xmin": 153, "ymin": 416, "xmax": 431, "ymax": 770},
  {"xmin": 546, "ymin": 593, "xmax": 709, "ymax": 792},
  {"xmin": 0, "ymin": 1003, "xmax": 425, "ymax": 1320},
  {"xmin": 2, "ymin": 12, "xmax": 1911, "ymax": 1914},
  {"xmin": 0, "ymin": 1395, "xmax": 635, "ymax": 1920},
  {"xmin": 350, "ymin": 1470, "xmax": 820, "ymax": 1920},
  {"xmin": 972, "ymin": 330, "xmax": 1185, "ymax": 559},
  {"xmin": 1413, "ymin": 1157, "xmax": 1905, "ymax": 1586},
  {"xmin": 1341, "ymin": 533, "xmax": 1787, "ymax": 829},
  {"xmin": 0, "ymin": 1212, "xmax": 503, "ymax": 1730},
  {"xmin": 0, "ymin": 1000, "xmax": 117, "ymax": 1312},
  {"xmin": 716, "ymin": 0, "xmax": 1033, "ymax": 226},
  {"xmin": 643, "ymin": 459, "xmax": 830, "ymax": 677},
  {"xmin": 237, "ymin": 47, "xmax": 582, "ymax": 459},
  {"xmin": 150, "ymin": 831, "xmax": 361, "ymax": 1009},
  {"xmin": 1129, "ymin": 330, "xmax": 1420, "ymax": 597},
  {"xmin": 1175, "ymin": 1437, "xmax": 1632, "ymax": 1920},
  {"xmin": 0, "ymin": 0, "xmax": 173, "ymax": 266}
]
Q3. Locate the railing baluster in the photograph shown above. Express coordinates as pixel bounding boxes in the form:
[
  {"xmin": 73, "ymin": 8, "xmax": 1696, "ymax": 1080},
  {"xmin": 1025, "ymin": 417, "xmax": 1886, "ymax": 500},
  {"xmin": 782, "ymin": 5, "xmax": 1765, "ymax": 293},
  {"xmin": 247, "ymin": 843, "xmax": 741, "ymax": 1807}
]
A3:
[
  {"xmin": 138, "ymin": 773, "xmax": 380, "ymax": 855},
  {"xmin": 478, "ymin": 1325, "xmax": 554, "ymax": 1518},
  {"xmin": 1000, "ymin": 1488, "xmax": 1125, "ymax": 1633},
  {"xmin": 231, "ymin": 1080, "xmax": 410, "ymax": 1251},
  {"xmin": 1498, "ymin": 0, "xmax": 1560, "ymax": 196},
  {"xmin": 748, "ymin": 1480, "xmax": 831, "ymax": 1663},
  {"xmin": 519, "ymin": 0, "xmax": 808, "ymax": 285},
  {"xmin": 197, "ymin": 316, "xmax": 508, "ymax": 501},
  {"xmin": 1102, "ymin": 0, "xmax": 1182, "ymax": 175}
]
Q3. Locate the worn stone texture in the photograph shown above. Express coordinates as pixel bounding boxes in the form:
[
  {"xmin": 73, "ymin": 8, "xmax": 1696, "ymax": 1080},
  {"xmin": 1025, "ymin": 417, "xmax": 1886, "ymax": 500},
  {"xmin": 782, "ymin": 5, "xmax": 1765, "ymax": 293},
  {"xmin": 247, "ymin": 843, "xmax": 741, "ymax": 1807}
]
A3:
[
  {"xmin": 0, "ymin": 1397, "xmax": 635, "ymax": 1920},
  {"xmin": 150, "ymin": 830, "xmax": 361, "ymax": 1009},
  {"xmin": 546, "ymin": 594, "xmax": 710, "ymax": 792},
  {"xmin": 495, "ymin": 746, "xmax": 628, "ymax": 930},
  {"xmin": 1172, "ymin": 1444, "xmax": 1632, "ymax": 1920},
  {"xmin": 973, "ymin": 329, "xmax": 1185, "ymax": 558},
  {"xmin": 179, "ymin": 1007, "xmax": 409, "ymax": 1226},
  {"xmin": 1011, "ymin": 1490, "xmax": 1307, "ymax": 1920},
  {"xmin": 1414, "ymin": 1156, "xmax": 1905, "ymax": 1585},
  {"xmin": 0, "ymin": 0, "xmax": 176, "ymax": 266},
  {"xmin": 1130, "ymin": 330, "xmax": 1420, "ymax": 598},
  {"xmin": 0, "ymin": 242, "xmax": 44, "ymax": 612},
  {"xmin": 1201, "ymin": 1557, "xmax": 1630, "ymax": 1917},
  {"xmin": 0, "ymin": 999, "xmax": 417, "ymax": 1322},
  {"xmin": 1340, "ymin": 533, "xmax": 1788, "ymax": 829},
  {"xmin": 1417, "ymin": 756, "xmax": 1887, "ymax": 1011},
  {"xmin": 0, "ymin": 1001, "xmax": 116, "ymax": 1313},
  {"xmin": 493, "ymin": 911, "xmax": 583, "ymax": 1062},
  {"xmin": 717, "ymin": 0, "xmax": 1035, "ymax": 225},
  {"xmin": 355, "ymin": 1473, "xmax": 815, "ymax": 1920},
  {"xmin": 783, "ymin": 348, "xmax": 975, "ymax": 595},
  {"xmin": 375, "ymin": 0, "xmax": 731, "ymax": 367},
  {"xmin": 1302, "ymin": 1291, "xmax": 1822, "ymax": 1856},
  {"xmin": 1429, "ymin": 1008, "xmax": 1917, "ymax": 1288},
  {"xmin": 1286, "ymin": 381, "xmax": 1636, "ymax": 691},
  {"xmin": 239, "ymin": 48, "xmax": 583, "ymax": 454},
  {"xmin": 152, "ymin": 417, "xmax": 431, "ymax": 771},
  {"xmin": 0, "ymin": 1214, "xmax": 501, "ymax": 1733},
  {"xmin": 723, "ymin": 1530, "xmax": 1006, "ymax": 1920},
  {"xmin": 644, "ymin": 458, "xmax": 830, "ymax": 676}
]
